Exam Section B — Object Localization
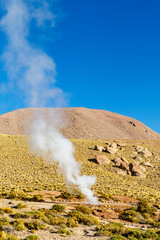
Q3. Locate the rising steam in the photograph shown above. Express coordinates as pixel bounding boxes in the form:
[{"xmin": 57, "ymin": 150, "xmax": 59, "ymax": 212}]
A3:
[{"xmin": 0, "ymin": 0, "xmax": 98, "ymax": 204}]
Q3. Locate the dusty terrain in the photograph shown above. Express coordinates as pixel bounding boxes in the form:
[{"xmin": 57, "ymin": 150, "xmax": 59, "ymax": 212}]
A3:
[{"xmin": 0, "ymin": 107, "xmax": 159, "ymax": 139}]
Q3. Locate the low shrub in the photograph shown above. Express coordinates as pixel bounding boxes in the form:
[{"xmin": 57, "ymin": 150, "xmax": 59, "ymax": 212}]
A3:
[
  {"xmin": 25, "ymin": 220, "xmax": 46, "ymax": 230},
  {"xmin": 3, "ymin": 207, "xmax": 14, "ymax": 214},
  {"xmin": 75, "ymin": 205, "xmax": 91, "ymax": 215},
  {"xmin": 51, "ymin": 204, "xmax": 66, "ymax": 213},
  {"xmin": 59, "ymin": 191, "xmax": 75, "ymax": 199},
  {"xmin": 24, "ymin": 235, "xmax": 39, "ymax": 240},
  {"xmin": 16, "ymin": 203, "xmax": 27, "ymax": 209},
  {"xmin": 110, "ymin": 236, "xmax": 127, "ymax": 240},
  {"xmin": 119, "ymin": 209, "xmax": 144, "ymax": 223},
  {"xmin": 67, "ymin": 210, "xmax": 98, "ymax": 226},
  {"xmin": 57, "ymin": 228, "xmax": 72, "ymax": 236}
]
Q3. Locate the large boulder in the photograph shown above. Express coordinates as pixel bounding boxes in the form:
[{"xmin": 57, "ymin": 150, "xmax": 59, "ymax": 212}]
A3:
[
  {"xmin": 95, "ymin": 155, "xmax": 110, "ymax": 164},
  {"xmin": 129, "ymin": 162, "xmax": 146, "ymax": 178}
]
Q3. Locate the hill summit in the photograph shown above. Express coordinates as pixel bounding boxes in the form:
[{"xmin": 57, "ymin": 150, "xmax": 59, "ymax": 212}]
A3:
[{"xmin": 0, "ymin": 107, "xmax": 159, "ymax": 140}]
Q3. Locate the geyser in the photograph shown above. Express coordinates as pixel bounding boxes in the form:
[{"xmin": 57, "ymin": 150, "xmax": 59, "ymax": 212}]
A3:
[{"xmin": 0, "ymin": 0, "xmax": 98, "ymax": 205}]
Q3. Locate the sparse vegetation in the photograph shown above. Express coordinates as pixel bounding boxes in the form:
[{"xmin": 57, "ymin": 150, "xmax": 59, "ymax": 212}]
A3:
[
  {"xmin": 119, "ymin": 199, "xmax": 158, "ymax": 225},
  {"xmin": 24, "ymin": 236, "xmax": 39, "ymax": 240},
  {"xmin": 0, "ymin": 135, "xmax": 160, "ymax": 239},
  {"xmin": 51, "ymin": 204, "xmax": 66, "ymax": 212},
  {"xmin": 16, "ymin": 203, "xmax": 27, "ymax": 209}
]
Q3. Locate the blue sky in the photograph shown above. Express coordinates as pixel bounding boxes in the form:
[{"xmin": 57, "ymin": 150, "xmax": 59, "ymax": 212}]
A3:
[{"xmin": 0, "ymin": 0, "xmax": 160, "ymax": 134}]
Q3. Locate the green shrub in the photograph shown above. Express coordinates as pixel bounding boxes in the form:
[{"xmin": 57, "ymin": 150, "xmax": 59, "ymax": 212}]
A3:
[
  {"xmin": 13, "ymin": 219, "xmax": 27, "ymax": 231},
  {"xmin": 16, "ymin": 203, "xmax": 27, "ymax": 209},
  {"xmin": 110, "ymin": 236, "xmax": 127, "ymax": 240},
  {"xmin": 143, "ymin": 228, "xmax": 158, "ymax": 239},
  {"xmin": 3, "ymin": 207, "xmax": 14, "ymax": 214},
  {"xmin": 59, "ymin": 191, "xmax": 75, "ymax": 199},
  {"xmin": 57, "ymin": 228, "xmax": 72, "ymax": 236},
  {"xmin": 51, "ymin": 204, "xmax": 66, "ymax": 213},
  {"xmin": 31, "ymin": 195, "xmax": 44, "ymax": 202},
  {"xmin": 75, "ymin": 205, "xmax": 91, "ymax": 215},
  {"xmin": 12, "ymin": 212, "xmax": 30, "ymax": 219},
  {"xmin": 96, "ymin": 222, "xmax": 125, "ymax": 236},
  {"xmin": 124, "ymin": 228, "xmax": 143, "ymax": 239},
  {"xmin": 49, "ymin": 216, "xmax": 67, "ymax": 226},
  {"xmin": 25, "ymin": 220, "xmax": 46, "ymax": 230},
  {"xmin": 67, "ymin": 218, "xmax": 78, "ymax": 228},
  {"xmin": 137, "ymin": 199, "xmax": 157, "ymax": 216},
  {"xmin": 77, "ymin": 193, "xmax": 85, "ymax": 200},
  {"xmin": 67, "ymin": 210, "xmax": 98, "ymax": 226},
  {"xmin": 119, "ymin": 209, "xmax": 144, "ymax": 223},
  {"xmin": 24, "ymin": 235, "xmax": 39, "ymax": 240},
  {"xmin": 7, "ymin": 235, "xmax": 20, "ymax": 240},
  {"xmin": 0, "ymin": 217, "xmax": 10, "ymax": 229}
]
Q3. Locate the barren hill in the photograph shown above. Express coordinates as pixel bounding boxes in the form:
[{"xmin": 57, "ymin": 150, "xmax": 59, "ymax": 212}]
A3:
[{"xmin": 0, "ymin": 107, "xmax": 159, "ymax": 139}]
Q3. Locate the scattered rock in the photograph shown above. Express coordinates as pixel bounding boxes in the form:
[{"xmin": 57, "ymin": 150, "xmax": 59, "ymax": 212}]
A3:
[
  {"xmin": 94, "ymin": 145, "xmax": 105, "ymax": 152},
  {"xmin": 129, "ymin": 162, "xmax": 146, "ymax": 178},
  {"xmin": 129, "ymin": 121, "xmax": 136, "ymax": 127},
  {"xmin": 141, "ymin": 162, "xmax": 153, "ymax": 168},
  {"xmin": 95, "ymin": 155, "xmax": 110, "ymax": 164},
  {"xmin": 133, "ymin": 156, "xmax": 142, "ymax": 162},
  {"xmin": 116, "ymin": 169, "xmax": 128, "ymax": 176},
  {"xmin": 121, "ymin": 157, "xmax": 129, "ymax": 164},
  {"xmin": 117, "ymin": 142, "xmax": 126, "ymax": 147},
  {"xmin": 112, "ymin": 157, "xmax": 130, "ymax": 174},
  {"xmin": 138, "ymin": 148, "xmax": 152, "ymax": 158},
  {"xmin": 112, "ymin": 157, "xmax": 122, "ymax": 167},
  {"xmin": 110, "ymin": 142, "xmax": 117, "ymax": 149},
  {"xmin": 136, "ymin": 146, "xmax": 144, "ymax": 152},
  {"xmin": 106, "ymin": 143, "xmax": 118, "ymax": 154},
  {"xmin": 120, "ymin": 161, "xmax": 130, "ymax": 173}
]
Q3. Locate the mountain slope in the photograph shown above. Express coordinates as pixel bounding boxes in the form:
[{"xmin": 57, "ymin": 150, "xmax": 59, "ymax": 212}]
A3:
[{"xmin": 0, "ymin": 107, "xmax": 159, "ymax": 139}]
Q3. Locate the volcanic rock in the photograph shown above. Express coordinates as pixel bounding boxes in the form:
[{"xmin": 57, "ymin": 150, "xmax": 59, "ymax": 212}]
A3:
[
  {"xmin": 138, "ymin": 149, "xmax": 152, "ymax": 158},
  {"xmin": 95, "ymin": 155, "xmax": 110, "ymax": 165},
  {"xmin": 116, "ymin": 169, "xmax": 128, "ymax": 176},
  {"xmin": 117, "ymin": 142, "xmax": 127, "ymax": 147},
  {"xmin": 133, "ymin": 156, "xmax": 143, "ymax": 162},
  {"xmin": 129, "ymin": 162, "xmax": 146, "ymax": 178},
  {"xmin": 94, "ymin": 145, "xmax": 105, "ymax": 152},
  {"xmin": 106, "ymin": 143, "xmax": 118, "ymax": 154},
  {"xmin": 141, "ymin": 162, "xmax": 153, "ymax": 168}
]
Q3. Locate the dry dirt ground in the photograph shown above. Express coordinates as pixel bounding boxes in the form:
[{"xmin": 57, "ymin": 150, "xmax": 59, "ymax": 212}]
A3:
[
  {"xmin": 0, "ymin": 107, "xmax": 159, "ymax": 139},
  {"xmin": 0, "ymin": 192, "xmax": 150, "ymax": 240}
]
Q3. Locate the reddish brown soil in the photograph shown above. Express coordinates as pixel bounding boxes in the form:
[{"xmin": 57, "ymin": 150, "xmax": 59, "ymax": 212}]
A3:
[{"xmin": 0, "ymin": 107, "xmax": 159, "ymax": 139}]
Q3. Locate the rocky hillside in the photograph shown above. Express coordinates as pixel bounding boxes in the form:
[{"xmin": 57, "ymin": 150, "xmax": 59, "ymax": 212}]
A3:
[{"xmin": 0, "ymin": 107, "xmax": 159, "ymax": 139}]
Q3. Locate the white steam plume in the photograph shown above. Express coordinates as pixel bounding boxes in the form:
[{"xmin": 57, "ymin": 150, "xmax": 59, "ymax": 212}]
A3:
[{"xmin": 0, "ymin": 0, "xmax": 98, "ymax": 204}]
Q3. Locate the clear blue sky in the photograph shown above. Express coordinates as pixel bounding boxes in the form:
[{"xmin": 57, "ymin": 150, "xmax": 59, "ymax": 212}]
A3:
[{"xmin": 0, "ymin": 0, "xmax": 160, "ymax": 134}]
